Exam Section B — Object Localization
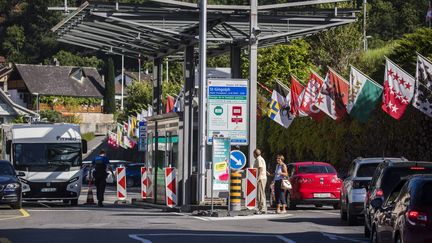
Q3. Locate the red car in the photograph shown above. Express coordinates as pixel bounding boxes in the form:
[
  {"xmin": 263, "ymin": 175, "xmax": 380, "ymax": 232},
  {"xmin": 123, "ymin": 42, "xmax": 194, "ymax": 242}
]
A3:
[{"xmin": 286, "ymin": 162, "xmax": 342, "ymax": 209}]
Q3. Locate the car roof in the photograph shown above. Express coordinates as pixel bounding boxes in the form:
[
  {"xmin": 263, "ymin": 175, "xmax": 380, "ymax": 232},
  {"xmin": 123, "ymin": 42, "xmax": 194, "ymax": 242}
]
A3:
[
  {"xmin": 354, "ymin": 157, "xmax": 406, "ymax": 164},
  {"xmin": 290, "ymin": 161, "xmax": 332, "ymax": 166},
  {"xmin": 382, "ymin": 161, "xmax": 432, "ymax": 168}
]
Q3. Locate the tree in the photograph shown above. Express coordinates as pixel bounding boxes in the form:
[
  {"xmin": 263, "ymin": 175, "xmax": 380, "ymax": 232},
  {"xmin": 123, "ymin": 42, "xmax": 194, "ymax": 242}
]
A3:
[
  {"xmin": 44, "ymin": 50, "xmax": 104, "ymax": 69},
  {"xmin": 124, "ymin": 81, "xmax": 152, "ymax": 117},
  {"xmin": 104, "ymin": 57, "xmax": 116, "ymax": 114},
  {"xmin": 2, "ymin": 25, "xmax": 26, "ymax": 63}
]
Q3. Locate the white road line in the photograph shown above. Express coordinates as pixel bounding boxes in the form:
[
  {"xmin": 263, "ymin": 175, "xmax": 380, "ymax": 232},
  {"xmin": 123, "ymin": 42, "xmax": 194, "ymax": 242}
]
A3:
[
  {"xmin": 27, "ymin": 209, "xmax": 90, "ymax": 212},
  {"xmin": 192, "ymin": 216, "xmax": 210, "ymax": 221},
  {"xmin": 129, "ymin": 233, "xmax": 295, "ymax": 243},
  {"xmin": 321, "ymin": 233, "xmax": 368, "ymax": 243},
  {"xmin": 38, "ymin": 202, "xmax": 51, "ymax": 208},
  {"xmin": 310, "ymin": 210, "xmax": 339, "ymax": 216},
  {"xmin": 195, "ymin": 214, "xmax": 293, "ymax": 221}
]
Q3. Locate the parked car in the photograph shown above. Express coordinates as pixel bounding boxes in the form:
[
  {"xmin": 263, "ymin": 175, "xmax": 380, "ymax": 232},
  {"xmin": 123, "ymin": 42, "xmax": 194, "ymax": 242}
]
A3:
[
  {"xmin": 364, "ymin": 161, "xmax": 432, "ymax": 238},
  {"xmin": 285, "ymin": 162, "xmax": 342, "ymax": 209},
  {"xmin": 340, "ymin": 157, "xmax": 407, "ymax": 225},
  {"xmin": 370, "ymin": 175, "xmax": 432, "ymax": 243},
  {"xmin": 0, "ymin": 160, "xmax": 24, "ymax": 209}
]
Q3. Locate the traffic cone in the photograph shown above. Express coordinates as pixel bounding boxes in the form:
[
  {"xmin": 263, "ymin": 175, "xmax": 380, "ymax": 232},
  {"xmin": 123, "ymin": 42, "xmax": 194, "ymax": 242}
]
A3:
[{"xmin": 84, "ymin": 180, "xmax": 96, "ymax": 205}]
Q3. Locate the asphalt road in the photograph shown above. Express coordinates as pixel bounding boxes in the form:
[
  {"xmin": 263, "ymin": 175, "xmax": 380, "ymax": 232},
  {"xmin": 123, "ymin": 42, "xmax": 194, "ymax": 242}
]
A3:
[{"xmin": 0, "ymin": 186, "xmax": 367, "ymax": 243}]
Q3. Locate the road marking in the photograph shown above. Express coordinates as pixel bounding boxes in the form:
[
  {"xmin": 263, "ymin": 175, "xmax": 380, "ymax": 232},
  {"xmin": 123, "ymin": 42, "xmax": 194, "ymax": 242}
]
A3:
[
  {"xmin": 0, "ymin": 209, "xmax": 30, "ymax": 221},
  {"xmin": 0, "ymin": 238, "xmax": 12, "ymax": 243},
  {"xmin": 194, "ymin": 213, "xmax": 293, "ymax": 221},
  {"xmin": 27, "ymin": 209, "xmax": 90, "ymax": 212},
  {"xmin": 310, "ymin": 210, "xmax": 339, "ymax": 216},
  {"xmin": 38, "ymin": 202, "xmax": 51, "ymax": 208},
  {"xmin": 322, "ymin": 233, "xmax": 368, "ymax": 243},
  {"xmin": 129, "ymin": 233, "xmax": 295, "ymax": 243}
]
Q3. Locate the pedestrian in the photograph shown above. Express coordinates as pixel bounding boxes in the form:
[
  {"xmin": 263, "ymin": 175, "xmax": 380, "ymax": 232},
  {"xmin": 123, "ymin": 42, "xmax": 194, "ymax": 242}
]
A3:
[
  {"xmin": 272, "ymin": 154, "xmax": 288, "ymax": 214},
  {"xmin": 253, "ymin": 149, "xmax": 267, "ymax": 214},
  {"xmin": 91, "ymin": 150, "xmax": 113, "ymax": 207}
]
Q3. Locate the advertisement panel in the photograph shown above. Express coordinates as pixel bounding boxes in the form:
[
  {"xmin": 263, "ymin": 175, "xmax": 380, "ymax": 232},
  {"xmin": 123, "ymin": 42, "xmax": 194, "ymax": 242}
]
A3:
[{"xmin": 212, "ymin": 137, "xmax": 231, "ymax": 191}]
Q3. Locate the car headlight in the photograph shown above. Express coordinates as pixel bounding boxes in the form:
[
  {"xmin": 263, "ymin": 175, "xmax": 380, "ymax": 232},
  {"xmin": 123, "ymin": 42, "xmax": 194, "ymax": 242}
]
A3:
[{"xmin": 6, "ymin": 183, "xmax": 21, "ymax": 189}]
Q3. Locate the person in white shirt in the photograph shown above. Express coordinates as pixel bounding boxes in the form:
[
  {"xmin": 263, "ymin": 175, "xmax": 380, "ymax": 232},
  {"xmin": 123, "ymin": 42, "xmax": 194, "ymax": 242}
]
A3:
[{"xmin": 253, "ymin": 149, "xmax": 267, "ymax": 214}]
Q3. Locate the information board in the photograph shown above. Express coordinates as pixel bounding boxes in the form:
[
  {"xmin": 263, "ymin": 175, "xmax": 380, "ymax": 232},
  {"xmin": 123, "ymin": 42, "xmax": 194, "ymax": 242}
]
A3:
[
  {"xmin": 138, "ymin": 120, "xmax": 147, "ymax": 152},
  {"xmin": 207, "ymin": 79, "xmax": 249, "ymax": 145},
  {"xmin": 212, "ymin": 137, "xmax": 231, "ymax": 191}
]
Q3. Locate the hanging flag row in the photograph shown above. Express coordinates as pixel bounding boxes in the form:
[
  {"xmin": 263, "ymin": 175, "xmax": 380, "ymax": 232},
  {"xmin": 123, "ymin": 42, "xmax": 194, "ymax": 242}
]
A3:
[
  {"xmin": 264, "ymin": 54, "xmax": 432, "ymax": 128},
  {"xmin": 109, "ymin": 106, "xmax": 153, "ymax": 149}
]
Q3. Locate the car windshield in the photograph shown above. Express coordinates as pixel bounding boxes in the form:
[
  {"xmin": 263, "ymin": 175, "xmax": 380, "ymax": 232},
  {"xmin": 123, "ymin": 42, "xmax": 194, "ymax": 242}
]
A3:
[
  {"xmin": 356, "ymin": 163, "xmax": 380, "ymax": 177},
  {"xmin": 13, "ymin": 143, "xmax": 81, "ymax": 171},
  {"xmin": 381, "ymin": 167, "xmax": 432, "ymax": 199},
  {"xmin": 0, "ymin": 163, "xmax": 15, "ymax": 176},
  {"xmin": 297, "ymin": 165, "xmax": 336, "ymax": 174}
]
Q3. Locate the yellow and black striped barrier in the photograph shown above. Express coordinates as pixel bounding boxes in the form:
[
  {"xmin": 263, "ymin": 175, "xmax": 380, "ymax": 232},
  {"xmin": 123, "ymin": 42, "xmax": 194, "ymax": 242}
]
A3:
[{"xmin": 230, "ymin": 172, "xmax": 242, "ymax": 211}]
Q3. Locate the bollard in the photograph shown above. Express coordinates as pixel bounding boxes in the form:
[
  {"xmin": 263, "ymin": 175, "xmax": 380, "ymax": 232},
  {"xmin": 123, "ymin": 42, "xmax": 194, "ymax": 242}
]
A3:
[{"xmin": 230, "ymin": 172, "xmax": 242, "ymax": 211}]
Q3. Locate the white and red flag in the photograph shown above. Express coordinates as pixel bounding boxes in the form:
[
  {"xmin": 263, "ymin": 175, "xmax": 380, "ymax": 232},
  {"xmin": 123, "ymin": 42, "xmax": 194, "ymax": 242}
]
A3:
[
  {"xmin": 315, "ymin": 74, "xmax": 337, "ymax": 120},
  {"xmin": 328, "ymin": 68, "xmax": 350, "ymax": 119},
  {"xmin": 381, "ymin": 58, "xmax": 415, "ymax": 120},
  {"xmin": 299, "ymin": 71, "xmax": 326, "ymax": 121},
  {"xmin": 290, "ymin": 75, "xmax": 305, "ymax": 117}
]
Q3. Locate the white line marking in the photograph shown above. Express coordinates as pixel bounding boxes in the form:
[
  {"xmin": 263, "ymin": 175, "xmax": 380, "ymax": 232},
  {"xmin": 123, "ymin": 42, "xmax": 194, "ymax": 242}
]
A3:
[
  {"xmin": 196, "ymin": 214, "xmax": 293, "ymax": 221},
  {"xmin": 128, "ymin": 234, "xmax": 153, "ymax": 243},
  {"xmin": 27, "ymin": 209, "xmax": 90, "ymax": 212},
  {"xmin": 322, "ymin": 233, "xmax": 368, "ymax": 243},
  {"xmin": 192, "ymin": 216, "xmax": 210, "ymax": 221},
  {"xmin": 129, "ymin": 233, "xmax": 296, "ymax": 243},
  {"xmin": 310, "ymin": 210, "xmax": 339, "ymax": 216}
]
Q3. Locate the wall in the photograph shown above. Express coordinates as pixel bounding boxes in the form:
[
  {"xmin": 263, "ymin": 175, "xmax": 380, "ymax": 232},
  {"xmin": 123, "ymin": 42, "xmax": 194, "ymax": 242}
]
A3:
[{"xmin": 78, "ymin": 113, "xmax": 115, "ymax": 135}]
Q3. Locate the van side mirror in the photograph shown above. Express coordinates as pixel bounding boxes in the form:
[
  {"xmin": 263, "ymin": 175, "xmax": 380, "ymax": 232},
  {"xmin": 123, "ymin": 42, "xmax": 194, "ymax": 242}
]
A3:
[
  {"xmin": 6, "ymin": 140, "xmax": 11, "ymax": 155},
  {"xmin": 371, "ymin": 198, "xmax": 383, "ymax": 209},
  {"xmin": 17, "ymin": 171, "xmax": 25, "ymax": 177},
  {"xmin": 82, "ymin": 140, "xmax": 88, "ymax": 154}
]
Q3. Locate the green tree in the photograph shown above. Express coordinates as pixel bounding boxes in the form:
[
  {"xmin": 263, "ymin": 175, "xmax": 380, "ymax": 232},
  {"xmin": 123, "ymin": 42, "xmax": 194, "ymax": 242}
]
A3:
[
  {"xmin": 124, "ymin": 81, "xmax": 152, "ymax": 117},
  {"xmin": 104, "ymin": 57, "xmax": 116, "ymax": 114},
  {"xmin": 2, "ymin": 25, "xmax": 26, "ymax": 62},
  {"xmin": 44, "ymin": 50, "xmax": 104, "ymax": 69}
]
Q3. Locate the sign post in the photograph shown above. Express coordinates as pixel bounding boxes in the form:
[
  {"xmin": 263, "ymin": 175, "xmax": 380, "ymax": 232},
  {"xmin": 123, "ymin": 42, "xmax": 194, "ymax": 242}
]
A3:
[{"xmin": 207, "ymin": 79, "xmax": 249, "ymax": 145}]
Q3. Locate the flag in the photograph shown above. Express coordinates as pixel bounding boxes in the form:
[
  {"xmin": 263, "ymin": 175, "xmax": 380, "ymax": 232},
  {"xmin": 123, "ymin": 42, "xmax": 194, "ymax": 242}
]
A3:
[
  {"xmin": 299, "ymin": 71, "xmax": 326, "ymax": 121},
  {"xmin": 267, "ymin": 80, "xmax": 294, "ymax": 128},
  {"xmin": 174, "ymin": 89, "xmax": 184, "ymax": 112},
  {"xmin": 290, "ymin": 76, "xmax": 305, "ymax": 117},
  {"xmin": 328, "ymin": 68, "xmax": 350, "ymax": 119},
  {"xmin": 257, "ymin": 93, "xmax": 270, "ymax": 118},
  {"xmin": 147, "ymin": 106, "xmax": 153, "ymax": 117},
  {"xmin": 116, "ymin": 123, "xmax": 124, "ymax": 148},
  {"xmin": 413, "ymin": 54, "xmax": 432, "ymax": 118},
  {"xmin": 427, "ymin": 3, "xmax": 432, "ymax": 22},
  {"xmin": 381, "ymin": 58, "xmax": 415, "ymax": 120},
  {"xmin": 348, "ymin": 66, "xmax": 383, "ymax": 123},
  {"xmin": 166, "ymin": 95, "xmax": 175, "ymax": 113},
  {"xmin": 315, "ymin": 74, "xmax": 337, "ymax": 120},
  {"xmin": 108, "ymin": 131, "xmax": 118, "ymax": 149}
]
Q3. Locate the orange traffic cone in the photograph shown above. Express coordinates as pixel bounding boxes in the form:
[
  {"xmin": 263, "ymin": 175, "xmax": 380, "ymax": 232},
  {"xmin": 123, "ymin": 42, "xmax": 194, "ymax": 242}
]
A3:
[{"xmin": 84, "ymin": 180, "xmax": 96, "ymax": 205}]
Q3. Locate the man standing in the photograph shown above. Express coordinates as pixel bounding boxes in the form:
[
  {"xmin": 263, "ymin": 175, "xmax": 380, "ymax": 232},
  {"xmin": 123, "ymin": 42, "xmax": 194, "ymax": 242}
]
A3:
[
  {"xmin": 91, "ymin": 150, "xmax": 113, "ymax": 207},
  {"xmin": 253, "ymin": 149, "xmax": 267, "ymax": 213}
]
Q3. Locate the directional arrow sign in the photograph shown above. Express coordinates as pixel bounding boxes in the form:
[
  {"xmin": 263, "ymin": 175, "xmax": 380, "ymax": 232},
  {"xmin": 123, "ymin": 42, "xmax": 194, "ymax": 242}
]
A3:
[{"xmin": 230, "ymin": 150, "xmax": 247, "ymax": 171}]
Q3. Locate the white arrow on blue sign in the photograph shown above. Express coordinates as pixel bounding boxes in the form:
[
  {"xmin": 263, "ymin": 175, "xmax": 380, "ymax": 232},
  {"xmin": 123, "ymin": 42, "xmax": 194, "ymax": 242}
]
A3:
[{"xmin": 230, "ymin": 150, "xmax": 247, "ymax": 171}]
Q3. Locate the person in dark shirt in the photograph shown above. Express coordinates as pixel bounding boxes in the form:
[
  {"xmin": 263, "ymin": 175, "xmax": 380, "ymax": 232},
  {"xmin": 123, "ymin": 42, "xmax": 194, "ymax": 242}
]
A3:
[{"xmin": 91, "ymin": 150, "xmax": 113, "ymax": 207}]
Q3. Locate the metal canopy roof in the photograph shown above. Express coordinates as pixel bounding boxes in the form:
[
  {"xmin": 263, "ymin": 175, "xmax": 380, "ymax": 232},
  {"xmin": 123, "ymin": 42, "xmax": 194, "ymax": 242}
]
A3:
[{"xmin": 52, "ymin": 0, "xmax": 357, "ymax": 59}]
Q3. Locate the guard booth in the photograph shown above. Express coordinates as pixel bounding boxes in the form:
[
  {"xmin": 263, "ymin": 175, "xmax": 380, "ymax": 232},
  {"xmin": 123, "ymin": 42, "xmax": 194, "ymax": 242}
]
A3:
[{"xmin": 145, "ymin": 112, "xmax": 199, "ymax": 205}]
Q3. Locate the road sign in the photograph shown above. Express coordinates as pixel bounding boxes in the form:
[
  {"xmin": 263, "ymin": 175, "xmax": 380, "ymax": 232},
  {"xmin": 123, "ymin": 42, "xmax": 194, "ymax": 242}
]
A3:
[
  {"xmin": 138, "ymin": 120, "xmax": 147, "ymax": 152},
  {"xmin": 230, "ymin": 150, "xmax": 247, "ymax": 171},
  {"xmin": 212, "ymin": 137, "xmax": 231, "ymax": 191},
  {"xmin": 207, "ymin": 79, "xmax": 249, "ymax": 145}
]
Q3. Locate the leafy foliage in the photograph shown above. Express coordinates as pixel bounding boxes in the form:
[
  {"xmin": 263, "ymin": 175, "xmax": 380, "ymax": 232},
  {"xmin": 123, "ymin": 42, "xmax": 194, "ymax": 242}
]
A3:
[
  {"xmin": 44, "ymin": 50, "xmax": 104, "ymax": 69},
  {"xmin": 123, "ymin": 81, "xmax": 152, "ymax": 117}
]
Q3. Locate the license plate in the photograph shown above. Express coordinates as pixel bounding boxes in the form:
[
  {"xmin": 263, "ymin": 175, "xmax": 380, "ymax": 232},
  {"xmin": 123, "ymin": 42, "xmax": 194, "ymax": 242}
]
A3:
[
  {"xmin": 41, "ymin": 188, "xmax": 57, "ymax": 192},
  {"xmin": 314, "ymin": 193, "xmax": 331, "ymax": 198}
]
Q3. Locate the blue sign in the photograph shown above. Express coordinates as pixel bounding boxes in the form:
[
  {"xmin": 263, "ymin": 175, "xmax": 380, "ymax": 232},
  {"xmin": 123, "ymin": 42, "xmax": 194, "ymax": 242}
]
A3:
[
  {"xmin": 230, "ymin": 150, "xmax": 247, "ymax": 171},
  {"xmin": 138, "ymin": 120, "xmax": 147, "ymax": 152}
]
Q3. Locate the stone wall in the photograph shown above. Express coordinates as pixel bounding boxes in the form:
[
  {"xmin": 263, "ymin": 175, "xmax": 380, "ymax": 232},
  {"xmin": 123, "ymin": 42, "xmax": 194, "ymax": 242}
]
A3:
[{"xmin": 78, "ymin": 113, "xmax": 115, "ymax": 135}]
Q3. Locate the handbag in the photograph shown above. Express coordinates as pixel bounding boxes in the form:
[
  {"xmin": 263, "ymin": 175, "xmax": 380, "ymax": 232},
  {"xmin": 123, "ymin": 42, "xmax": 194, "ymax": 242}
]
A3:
[{"xmin": 281, "ymin": 178, "xmax": 292, "ymax": 190}]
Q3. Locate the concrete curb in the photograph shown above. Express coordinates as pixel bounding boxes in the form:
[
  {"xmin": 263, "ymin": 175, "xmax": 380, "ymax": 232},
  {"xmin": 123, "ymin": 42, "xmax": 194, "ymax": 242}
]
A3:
[{"xmin": 131, "ymin": 198, "xmax": 180, "ymax": 212}]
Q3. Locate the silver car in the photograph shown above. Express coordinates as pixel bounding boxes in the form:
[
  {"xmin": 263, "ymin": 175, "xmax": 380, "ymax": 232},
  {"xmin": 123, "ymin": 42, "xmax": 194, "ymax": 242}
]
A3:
[{"xmin": 339, "ymin": 157, "xmax": 407, "ymax": 225}]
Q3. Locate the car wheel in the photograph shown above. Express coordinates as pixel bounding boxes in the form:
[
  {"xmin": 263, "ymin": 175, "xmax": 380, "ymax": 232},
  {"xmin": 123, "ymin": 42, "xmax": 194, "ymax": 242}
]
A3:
[
  {"xmin": 333, "ymin": 203, "xmax": 340, "ymax": 210},
  {"xmin": 364, "ymin": 224, "xmax": 371, "ymax": 238},
  {"xmin": 315, "ymin": 204, "xmax": 323, "ymax": 208},
  {"xmin": 286, "ymin": 191, "xmax": 296, "ymax": 210},
  {"xmin": 71, "ymin": 199, "xmax": 78, "ymax": 206},
  {"xmin": 126, "ymin": 177, "xmax": 134, "ymax": 187},
  {"xmin": 340, "ymin": 199, "xmax": 347, "ymax": 220},
  {"xmin": 347, "ymin": 203, "xmax": 357, "ymax": 226},
  {"xmin": 10, "ymin": 201, "xmax": 22, "ymax": 209}
]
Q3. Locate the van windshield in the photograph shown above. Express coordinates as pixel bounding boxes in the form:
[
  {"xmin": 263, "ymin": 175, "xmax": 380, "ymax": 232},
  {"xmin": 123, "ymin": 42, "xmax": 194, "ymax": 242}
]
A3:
[{"xmin": 13, "ymin": 143, "xmax": 81, "ymax": 171}]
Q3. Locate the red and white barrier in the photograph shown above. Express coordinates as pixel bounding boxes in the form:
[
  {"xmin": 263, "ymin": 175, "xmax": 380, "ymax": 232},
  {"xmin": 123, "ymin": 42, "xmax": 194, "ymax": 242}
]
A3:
[
  {"xmin": 116, "ymin": 167, "xmax": 127, "ymax": 200},
  {"xmin": 147, "ymin": 168, "xmax": 153, "ymax": 198},
  {"xmin": 141, "ymin": 167, "xmax": 148, "ymax": 199},
  {"xmin": 246, "ymin": 168, "xmax": 257, "ymax": 210},
  {"xmin": 164, "ymin": 167, "xmax": 177, "ymax": 208}
]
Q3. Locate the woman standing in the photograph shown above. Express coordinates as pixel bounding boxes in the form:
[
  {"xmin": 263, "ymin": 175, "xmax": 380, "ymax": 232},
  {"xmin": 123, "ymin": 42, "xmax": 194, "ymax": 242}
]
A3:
[{"xmin": 272, "ymin": 154, "xmax": 288, "ymax": 214}]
